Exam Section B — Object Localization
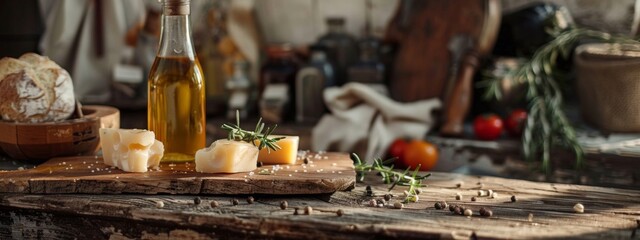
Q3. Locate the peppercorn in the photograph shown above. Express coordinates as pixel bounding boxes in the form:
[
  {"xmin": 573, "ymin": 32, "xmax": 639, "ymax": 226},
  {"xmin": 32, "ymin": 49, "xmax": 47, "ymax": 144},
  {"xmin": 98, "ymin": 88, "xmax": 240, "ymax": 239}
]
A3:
[
  {"xmin": 365, "ymin": 185, "xmax": 373, "ymax": 196},
  {"xmin": 194, "ymin": 197, "xmax": 202, "ymax": 205},
  {"xmin": 464, "ymin": 209, "xmax": 473, "ymax": 216},
  {"xmin": 488, "ymin": 189, "xmax": 494, "ymax": 197},
  {"xmin": 304, "ymin": 206, "xmax": 313, "ymax": 215},
  {"xmin": 368, "ymin": 199, "xmax": 377, "ymax": 207},
  {"xmin": 491, "ymin": 192, "xmax": 498, "ymax": 199},
  {"xmin": 294, "ymin": 208, "xmax": 299, "ymax": 215},
  {"xmin": 231, "ymin": 199, "xmax": 239, "ymax": 206},
  {"xmin": 479, "ymin": 207, "xmax": 492, "ymax": 217},
  {"xmin": 304, "ymin": 157, "xmax": 310, "ymax": 164},
  {"xmin": 449, "ymin": 204, "xmax": 456, "ymax": 212},
  {"xmin": 455, "ymin": 193, "xmax": 462, "ymax": 200},
  {"xmin": 471, "ymin": 196, "xmax": 477, "ymax": 202},
  {"xmin": 247, "ymin": 196, "xmax": 255, "ymax": 204},
  {"xmin": 280, "ymin": 200, "xmax": 288, "ymax": 210},
  {"xmin": 377, "ymin": 199, "xmax": 386, "ymax": 205},
  {"xmin": 415, "ymin": 188, "xmax": 422, "ymax": 195},
  {"xmin": 210, "ymin": 200, "xmax": 219, "ymax": 208},
  {"xmin": 454, "ymin": 206, "xmax": 462, "ymax": 215},
  {"xmin": 511, "ymin": 195, "xmax": 517, "ymax": 202},
  {"xmin": 336, "ymin": 209, "xmax": 344, "ymax": 217},
  {"xmin": 441, "ymin": 201, "xmax": 449, "ymax": 209},
  {"xmin": 156, "ymin": 200, "xmax": 164, "ymax": 208},
  {"xmin": 257, "ymin": 161, "xmax": 263, "ymax": 167},
  {"xmin": 384, "ymin": 194, "xmax": 392, "ymax": 202},
  {"xmin": 573, "ymin": 203, "xmax": 584, "ymax": 213},
  {"xmin": 393, "ymin": 202, "xmax": 404, "ymax": 209},
  {"xmin": 456, "ymin": 182, "xmax": 463, "ymax": 188},
  {"xmin": 435, "ymin": 202, "xmax": 443, "ymax": 210}
]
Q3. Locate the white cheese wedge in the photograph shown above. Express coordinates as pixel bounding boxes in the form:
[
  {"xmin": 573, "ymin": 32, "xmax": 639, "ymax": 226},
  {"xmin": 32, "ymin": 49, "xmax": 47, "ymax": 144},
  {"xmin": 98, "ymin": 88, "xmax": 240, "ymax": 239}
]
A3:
[
  {"xmin": 256, "ymin": 135, "xmax": 299, "ymax": 164},
  {"xmin": 99, "ymin": 128, "xmax": 164, "ymax": 173},
  {"xmin": 195, "ymin": 139, "xmax": 258, "ymax": 173}
]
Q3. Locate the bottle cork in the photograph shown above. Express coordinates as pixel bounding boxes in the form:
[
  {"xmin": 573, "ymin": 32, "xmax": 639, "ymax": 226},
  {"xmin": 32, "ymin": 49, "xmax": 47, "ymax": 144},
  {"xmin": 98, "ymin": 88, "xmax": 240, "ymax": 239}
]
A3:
[{"xmin": 163, "ymin": 0, "xmax": 190, "ymax": 15}]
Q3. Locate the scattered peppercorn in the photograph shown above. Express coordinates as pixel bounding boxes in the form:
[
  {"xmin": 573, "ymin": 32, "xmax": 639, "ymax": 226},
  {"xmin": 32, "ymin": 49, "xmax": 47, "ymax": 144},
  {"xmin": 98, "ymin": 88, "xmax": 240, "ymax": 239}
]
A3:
[
  {"xmin": 471, "ymin": 196, "xmax": 477, "ymax": 202},
  {"xmin": 573, "ymin": 203, "xmax": 584, "ymax": 213},
  {"xmin": 464, "ymin": 209, "xmax": 473, "ymax": 216},
  {"xmin": 441, "ymin": 201, "xmax": 449, "ymax": 209},
  {"xmin": 377, "ymin": 199, "xmax": 386, "ymax": 205},
  {"xmin": 491, "ymin": 192, "xmax": 498, "ymax": 199},
  {"xmin": 454, "ymin": 206, "xmax": 462, "ymax": 215},
  {"xmin": 210, "ymin": 200, "xmax": 219, "ymax": 208},
  {"xmin": 456, "ymin": 182, "xmax": 463, "ymax": 188},
  {"xmin": 479, "ymin": 207, "xmax": 492, "ymax": 217},
  {"xmin": 231, "ymin": 199, "xmax": 239, "ymax": 206},
  {"xmin": 415, "ymin": 188, "xmax": 422, "ymax": 195},
  {"xmin": 477, "ymin": 190, "xmax": 484, "ymax": 197},
  {"xmin": 304, "ymin": 206, "xmax": 313, "ymax": 215},
  {"xmin": 368, "ymin": 199, "xmax": 377, "ymax": 207},
  {"xmin": 257, "ymin": 161, "xmax": 263, "ymax": 167},
  {"xmin": 280, "ymin": 200, "xmax": 288, "ymax": 210},
  {"xmin": 393, "ymin": 202, "xmax": 404, "ymax": 209},
  {"xmin": 336, "ymin": 209, "xmax": 344, "ymax": 217},
  {"xmin": 455, "ymin": 193, "xmax": 462, "ymax": 200},
  {"xmin": 156, "ymin": 200, "xmax": 164, "ymax": 208},
  {"xmin": 488, "ymin": 189, "xmax": 494, "ymax": 197},
  {"xmin": 304, "ymin": 157, "xmax": 310, "ymax": 164},
  {"xmin": 294, "ymin": 208, "xmax": 299, "ymax": 215},
  {"xmin": 435, "ymin": 202, "xmax": 443, "ymax": 210},
  {"xmin": 365, "ymin": 185, "xmax": 373, "ymax": 196},
  {"xmin": 449, "ymin": 204, "xmax": 456, "ymax": 212},
  {"xmin": 511, "ymin": 195, "xmax": 517, "ymax": 202},
  {"xmin": 247, "ymin": 196, "xmax": 255, "ymax": 204},
  {"xmin": 384, "ymin": 194, "xmax": 392, "ymax": 202},
  {"xmin": 194, "ymin": 197, "xmax": 202, "ymax": 205}
]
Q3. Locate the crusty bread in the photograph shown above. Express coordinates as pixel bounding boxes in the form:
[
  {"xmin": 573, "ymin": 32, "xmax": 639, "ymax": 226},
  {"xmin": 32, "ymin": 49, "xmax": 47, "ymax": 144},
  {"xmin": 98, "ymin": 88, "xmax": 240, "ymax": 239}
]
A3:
[{"xmin": 0, "ymin": 53, "xmax": 75, "ymax": 123}]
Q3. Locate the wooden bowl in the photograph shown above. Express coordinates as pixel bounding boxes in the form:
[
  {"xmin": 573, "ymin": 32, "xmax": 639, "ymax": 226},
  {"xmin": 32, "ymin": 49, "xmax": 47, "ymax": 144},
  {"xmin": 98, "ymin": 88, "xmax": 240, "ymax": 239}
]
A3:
[{"xmin": 0, "ymin": 105, "xmax": 120, "ymax": 163}]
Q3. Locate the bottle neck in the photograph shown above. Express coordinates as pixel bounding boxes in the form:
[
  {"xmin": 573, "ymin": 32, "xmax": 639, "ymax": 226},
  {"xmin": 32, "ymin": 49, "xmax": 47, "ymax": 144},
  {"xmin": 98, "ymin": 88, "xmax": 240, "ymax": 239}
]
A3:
[{"xmin": 157, "ymin": 13, "xmax": 196, "ymax": 59}]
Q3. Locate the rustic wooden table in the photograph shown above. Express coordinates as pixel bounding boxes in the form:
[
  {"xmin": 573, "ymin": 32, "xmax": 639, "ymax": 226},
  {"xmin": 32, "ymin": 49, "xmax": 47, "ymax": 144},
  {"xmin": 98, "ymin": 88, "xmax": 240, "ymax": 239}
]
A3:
[{"xmin": 1, "ymin": 171, "xmax": 639, "ymax": 239}]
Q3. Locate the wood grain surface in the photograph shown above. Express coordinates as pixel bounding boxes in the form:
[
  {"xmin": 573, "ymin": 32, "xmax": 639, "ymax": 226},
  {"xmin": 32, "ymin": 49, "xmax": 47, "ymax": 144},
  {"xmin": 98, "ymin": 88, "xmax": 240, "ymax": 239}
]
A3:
[
  {"xmin": 0, "ymin": 152, "xmax": 355, "ymax": 195},
  {"xmin": 1, "ymin": 172, "xmax": 639, "ymax": 239}
]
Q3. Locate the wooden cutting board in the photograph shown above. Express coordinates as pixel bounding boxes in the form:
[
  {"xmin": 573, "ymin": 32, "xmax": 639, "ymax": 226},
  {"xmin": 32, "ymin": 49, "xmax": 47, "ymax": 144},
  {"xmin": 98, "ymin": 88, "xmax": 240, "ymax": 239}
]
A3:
[{"xmin": 0, "ymin": 152, "xmax": 355, "ymax": 195}]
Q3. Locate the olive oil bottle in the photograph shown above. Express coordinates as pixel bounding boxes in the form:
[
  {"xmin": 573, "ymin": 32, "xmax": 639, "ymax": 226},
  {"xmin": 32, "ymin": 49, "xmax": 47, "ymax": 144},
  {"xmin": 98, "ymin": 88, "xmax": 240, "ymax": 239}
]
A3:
[{"xmin": 148, "ymin": 0, "xmax": 205, "ymax": 162}]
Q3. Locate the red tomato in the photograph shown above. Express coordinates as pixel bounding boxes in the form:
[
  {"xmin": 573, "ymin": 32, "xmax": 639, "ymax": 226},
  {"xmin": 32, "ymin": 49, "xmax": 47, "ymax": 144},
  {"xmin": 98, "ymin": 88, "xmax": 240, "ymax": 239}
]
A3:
[
  {"xmin": 473, "ymin": 114, "xmax": 504, "ymax": 140},
  {"xmin": 388, "ymin": 139, "xmax": 408, "ymax": 163},
  {"xmin": 506, "ymin": 109, "xmax": 528, "ymax": 137},
  {"xmin": 402, "ymin": 140, "xmax": 439, "ymax": 171}
]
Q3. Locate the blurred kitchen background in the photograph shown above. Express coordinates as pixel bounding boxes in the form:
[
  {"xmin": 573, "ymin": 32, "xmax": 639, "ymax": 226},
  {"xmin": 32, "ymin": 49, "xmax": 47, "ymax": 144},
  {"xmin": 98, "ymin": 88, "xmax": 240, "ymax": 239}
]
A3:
[{"xmin": 2, "ymin": 0, "xmax": 640, "ymax": 188}]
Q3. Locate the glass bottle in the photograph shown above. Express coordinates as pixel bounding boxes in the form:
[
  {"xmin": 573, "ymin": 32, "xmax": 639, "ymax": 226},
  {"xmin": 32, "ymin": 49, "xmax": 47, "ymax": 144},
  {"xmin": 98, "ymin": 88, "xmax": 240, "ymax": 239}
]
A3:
[
  {"xmin": 295, "ymin": 45, "xmax": 335, "ymax": 122},
  {"xmin": 259, "ymin": 44, "xmax": 300, "ymax": 122},
  {"xmin": 317, "ymin": 17, "xmax": 358, "ymax": 86},
  {"xmin": 148, "ymin": 0, "xmax": 205, "ymax": 162},
  {"xmin": 347, "ymin": 40, "xmax": 385, "ymax": 85},
  {"xmin": 226, "ymin": 60, "xmax": 254, "ymax": 120}
]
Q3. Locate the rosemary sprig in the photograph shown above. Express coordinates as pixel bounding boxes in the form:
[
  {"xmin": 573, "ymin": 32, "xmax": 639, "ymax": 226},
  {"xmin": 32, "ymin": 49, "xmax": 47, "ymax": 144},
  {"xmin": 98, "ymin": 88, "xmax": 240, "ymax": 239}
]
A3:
[
  {"xmin": 351, "ymin": 153, "xmax": 430, "ymax": 203},
  {"xmin": 479, "ymin": 25, "xmax": 638, "ymax": 172},
  {"xmin": 221, "ymin": 110, "xmax": 285, "ymax": 152}
]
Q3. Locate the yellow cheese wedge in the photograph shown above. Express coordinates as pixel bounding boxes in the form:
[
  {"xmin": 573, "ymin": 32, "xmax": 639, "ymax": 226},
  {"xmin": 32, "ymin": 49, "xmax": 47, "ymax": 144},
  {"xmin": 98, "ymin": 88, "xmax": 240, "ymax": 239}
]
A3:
[
  {"xmin": 195, "ymin": 139, "xmax": 258, "ymax": 173},
  {"xmin": 256, "ymin": 135, "xmax": 299, "ymax": 164},
  {"xmin": 99, "ymin": 128, "xmax": 164, "ymax": 173}
]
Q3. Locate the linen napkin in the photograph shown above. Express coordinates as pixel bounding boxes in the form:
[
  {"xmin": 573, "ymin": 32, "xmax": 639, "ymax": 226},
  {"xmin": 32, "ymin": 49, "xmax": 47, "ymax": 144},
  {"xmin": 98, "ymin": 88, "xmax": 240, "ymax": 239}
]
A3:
[{"xmin": 312, "ymin": 83, "xmax": 441, "ymax": 161}]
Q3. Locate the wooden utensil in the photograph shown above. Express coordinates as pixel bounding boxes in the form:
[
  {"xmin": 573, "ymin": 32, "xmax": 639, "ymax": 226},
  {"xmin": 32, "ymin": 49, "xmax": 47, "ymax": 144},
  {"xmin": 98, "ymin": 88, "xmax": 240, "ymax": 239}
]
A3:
[
  {"xmin": 385, "ymin": 0, "xmax": 500, "ymax": 103},
  {"xmin": 440, "ymin": 0, "xmax": 501, "ymax": 136}
]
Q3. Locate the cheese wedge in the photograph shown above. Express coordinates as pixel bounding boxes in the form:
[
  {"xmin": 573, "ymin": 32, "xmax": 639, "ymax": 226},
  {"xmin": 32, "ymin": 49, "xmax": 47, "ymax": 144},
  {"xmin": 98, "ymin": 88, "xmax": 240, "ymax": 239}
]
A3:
[
  {"xmin": 256, "ymin": 135, "xmax": 299, "ymax": 164},
  {"xmin": 195, "ymin": 139, "xmax": 258, "ymax": 173},
  {"xmin": 99, "ymin": 128, "xmax": 164, "ymax": 173}
]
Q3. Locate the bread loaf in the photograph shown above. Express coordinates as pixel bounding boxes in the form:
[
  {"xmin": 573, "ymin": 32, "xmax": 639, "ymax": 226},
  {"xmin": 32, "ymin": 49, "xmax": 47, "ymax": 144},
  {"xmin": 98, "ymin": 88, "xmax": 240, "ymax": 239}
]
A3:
[{"xmin": 0, "ymin": 53, "xmax": 75, "ymax": 123}]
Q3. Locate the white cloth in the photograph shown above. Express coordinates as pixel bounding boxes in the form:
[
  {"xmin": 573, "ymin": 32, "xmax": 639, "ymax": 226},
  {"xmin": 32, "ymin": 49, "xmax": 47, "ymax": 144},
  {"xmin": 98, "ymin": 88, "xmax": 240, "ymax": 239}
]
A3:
[{"xmin": 312, "ymin": 83, "xmax": 442, "ymax": 161}]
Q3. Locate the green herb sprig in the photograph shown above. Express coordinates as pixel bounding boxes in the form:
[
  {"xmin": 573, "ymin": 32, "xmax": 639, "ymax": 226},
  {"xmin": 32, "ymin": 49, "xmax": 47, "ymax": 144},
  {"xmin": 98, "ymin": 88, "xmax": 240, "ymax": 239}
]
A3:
[
  {"xmin": 221, "ymin": 111, "xmax": 285, "ymax": 152},
  {"xmin": 351, "ymin": 153, "xmax": 430, "ymax": 203},
  {"xmin": 479, "ymin": 26, "xmax": 639, "ymax": 172}
]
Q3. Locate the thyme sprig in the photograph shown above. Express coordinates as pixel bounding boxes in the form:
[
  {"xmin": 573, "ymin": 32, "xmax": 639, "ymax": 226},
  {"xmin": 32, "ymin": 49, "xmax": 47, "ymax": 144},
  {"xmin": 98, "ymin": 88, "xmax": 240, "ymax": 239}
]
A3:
[
  {"xmin": 351, "ymin": 153, "xmax": 430, "ymax": 203},
  {"xmin": 221, "ymin": 110, "xmax": 285, "ymax": 152},
  {"xmin": 479, "ymin": 26, "xmax": 639, "ymax": 172}
]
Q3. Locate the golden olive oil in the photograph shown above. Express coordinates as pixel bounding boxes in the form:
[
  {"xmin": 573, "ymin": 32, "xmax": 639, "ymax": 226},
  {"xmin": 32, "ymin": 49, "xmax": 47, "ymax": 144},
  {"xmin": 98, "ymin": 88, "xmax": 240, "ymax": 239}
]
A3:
[{"xmin": 148, "ymin": 56, "xmax": 205, "ymax": 162}]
